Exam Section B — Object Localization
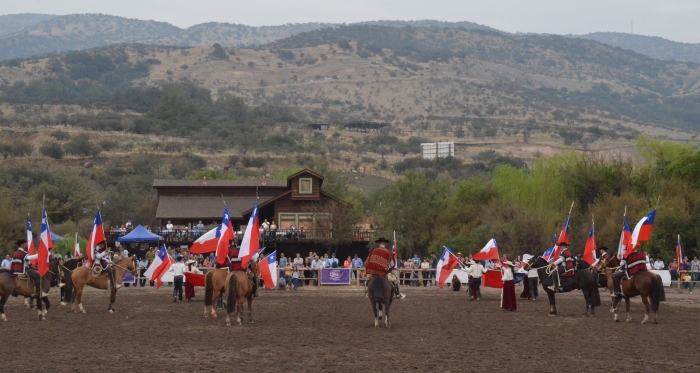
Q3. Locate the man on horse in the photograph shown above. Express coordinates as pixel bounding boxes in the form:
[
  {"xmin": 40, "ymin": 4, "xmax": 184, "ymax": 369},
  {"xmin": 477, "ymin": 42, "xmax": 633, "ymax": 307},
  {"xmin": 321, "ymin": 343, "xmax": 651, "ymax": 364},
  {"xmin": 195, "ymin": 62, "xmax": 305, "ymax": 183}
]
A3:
[
  {"xmin": 612, "ymin": 251, "xmax": 648, "ymax": 297},
  {"xmin": 93, "ymin": 242, "xmax": 121, "ymax": 290},
  {"xmin": 227, "ymin": 242, "xmax": 258, "ymax": 297},
  {"xmin": 365, "ymin": 237, "xmax": 405, "ymax": 300},
  {"xmin": 598, "ymin": 246, "xmax": 609, "ymax": 262},
  {"xmin": 549, "ymin": 242, "xmax": 575, "ymax": 293},
  {"xmin": 10, "ymin": 239, "xmax": 46, "ymax": 298}
]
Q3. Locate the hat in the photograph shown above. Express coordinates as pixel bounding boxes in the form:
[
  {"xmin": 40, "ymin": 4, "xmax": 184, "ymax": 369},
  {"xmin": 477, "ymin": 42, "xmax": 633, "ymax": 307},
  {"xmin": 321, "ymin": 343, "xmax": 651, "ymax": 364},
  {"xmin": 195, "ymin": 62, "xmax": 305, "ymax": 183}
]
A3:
[
  {"xmin": 186, "ymin": 259, "xmax": 196, "ymax": 264},
  {"xmin": 457, "ymin": 252, "xmax": 463, "ymax": 255},
  {"xmin": 502, "ymin": 260, "xmax": 514, "ymax": 266},
  {"xmin": 16, "ymin": 238, "xmax": 27, "ymax": 246},
  {"xmin": 374, "ymin": 237, "xmax": 390, "ymax": 243},
  {"xmin": 599, "ymin": 246, "xmax": 608, "ymax": 251},
  {"xmin": 558, "ymin": 241, "xmax": 569, "ymax": 247}
]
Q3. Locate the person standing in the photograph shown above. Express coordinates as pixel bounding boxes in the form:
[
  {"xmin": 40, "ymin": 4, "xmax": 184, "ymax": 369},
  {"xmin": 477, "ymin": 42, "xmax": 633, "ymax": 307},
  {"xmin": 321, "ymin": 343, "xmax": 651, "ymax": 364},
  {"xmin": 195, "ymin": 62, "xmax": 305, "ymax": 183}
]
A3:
[
  {"xmin": 184, "ymin": 259, "xmax": 202, "ymax": 301},
  {"xmin": 527, "ymin": 261, "xmax": 539, "ymax": 301},
  {"xmin": 169, "ymin": 256, "xmax": 186, "ymax": 303},
  {"xmin": 501, "ymin": 261, "xmax": 517, "ymax": 311},
  {"xmin": 653, "ymin": 258, "xmax": 665, "ymax": 270},
  {"xmin": 293, "ymin": 253, "xmax": 304, "ymax": 268},
  {"xmin": 467, "ymin": 260, "xmax": 487, "ymax": 300},
  {"xmin": 430, "ymin": 253, "xmax": 438, "ymax": 285},
  {"xmin": 137, "ymin": 257, "xmax": 149, "ymax": 287},
  {"xmin": 327, "ymin": 253, "xmax": 339, "ymax": 268},
  {"xmin": 343, "ymin": 256, "xmax": 352, "ymax": 268},
  {"xmin": 420, "ymin": 258, "xmax": 430, "ymax": 287},
  {"xmin": 278, "ymin": 253, "xmax": 287, "ymax": 279},
  {"xmin": 1, "ymin": 254, "xmax": 11, "ymax": 269},
  {"xmin": 691, "ymin": 256, "xmax": 700, "ymax": 289}
]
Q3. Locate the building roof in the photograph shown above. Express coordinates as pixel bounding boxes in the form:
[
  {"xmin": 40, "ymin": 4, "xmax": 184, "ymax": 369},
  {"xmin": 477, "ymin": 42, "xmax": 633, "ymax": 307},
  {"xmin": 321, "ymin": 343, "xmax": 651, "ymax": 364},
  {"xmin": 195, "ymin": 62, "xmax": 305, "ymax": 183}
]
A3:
[
  {"xmin": 156, "ymin": 195, "xmax": 276, "ymax": 220},
  {"xmin": 153, "ymin": 179, "xmax": 287, "ymax": 188}
]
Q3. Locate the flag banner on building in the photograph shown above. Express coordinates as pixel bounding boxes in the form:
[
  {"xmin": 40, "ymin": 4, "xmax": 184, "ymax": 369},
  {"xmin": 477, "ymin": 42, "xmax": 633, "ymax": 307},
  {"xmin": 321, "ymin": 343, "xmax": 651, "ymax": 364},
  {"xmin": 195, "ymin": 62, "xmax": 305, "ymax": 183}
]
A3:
[{"xmin": 472, "ymin": 238, "xmax": 499, "ymax": 261}]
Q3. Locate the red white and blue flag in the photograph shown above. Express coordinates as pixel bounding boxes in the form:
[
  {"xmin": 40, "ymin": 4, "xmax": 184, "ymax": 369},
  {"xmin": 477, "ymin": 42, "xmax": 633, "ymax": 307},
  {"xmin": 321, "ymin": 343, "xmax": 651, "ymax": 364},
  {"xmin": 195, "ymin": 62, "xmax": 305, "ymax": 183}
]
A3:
[
  {"xmin": 26, "ymin": 215, "xmax": 36, "ymax": 266},
  {"xmin": 144, "ymin": 245, "xmax": 173, "ymax": 289},
  {"xmin": 436, "ymin": 246, "xmax": 459, "ymax": 289},
  {"xmin": 630, "ymin": 209, "xmax": 656, "ymax": 251},
  {"xmin": 617, "ymin": 216, "xmax": 633, "ymax": 259},
  {"xmin": 38, "ymin": 207, "xmax": 52, "ymax": 276},
  {"xmin": 472, "ymin": 238, "xmax": 499, "ymax": 261},
  {"xmin": 543, "ymin": 235, "xmax": 557, "ymax": 262},
  {"xmin": 676, "ymin": 235, "xmax": 682, "ymax": 270},
  {"xmin": 190, "ymin": 206, "xmax": 234, "ymax": 255},
  {"xmin": 551, "ymin": 212, "xmax": 571, "ymax": 262},
  {"xmin": 74, "ymin": 232, "xmax": 81, "ymax": 258},
  {"xmin": 582, "ymin": 223, "xmax": 597, "ymax": 265},
  {"xmin": 87, "ymin": 209, "xmax": 105, "ymax": 268},
  {"xmin": 238, "ymin": 200, "xmax": 260, "ymax": 268},
  {"xmin": 259, "ymin": 251, "xmax": 278, "ymax": 289},
  {"xmin": 215, "ymin": 206, "xmax": 232, "ymax": 266}
]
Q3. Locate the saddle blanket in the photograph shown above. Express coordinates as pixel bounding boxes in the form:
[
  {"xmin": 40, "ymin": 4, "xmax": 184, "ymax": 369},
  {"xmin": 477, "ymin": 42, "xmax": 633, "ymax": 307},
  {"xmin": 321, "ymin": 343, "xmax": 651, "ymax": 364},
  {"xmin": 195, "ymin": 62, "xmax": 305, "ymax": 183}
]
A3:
[{"xmin": 626, "ymin": 252, "xmax": 648, "ymax": 278}]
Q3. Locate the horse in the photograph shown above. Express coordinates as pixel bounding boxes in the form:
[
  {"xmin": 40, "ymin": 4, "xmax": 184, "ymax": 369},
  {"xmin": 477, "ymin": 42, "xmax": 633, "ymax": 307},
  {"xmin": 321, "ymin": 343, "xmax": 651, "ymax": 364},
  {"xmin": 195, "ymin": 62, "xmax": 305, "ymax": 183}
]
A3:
[
  {"xmin": 600, "ymin": 256, "xmax": 665, "ymax": 324},
  {"xmin": 59, "ymin": 258, "xmax": 83, "ymax": 306},
  {"xmin": 0, "ymin": 257, "xmax": 60, "ymax": 321},
  {"xmin": 367, "ymin": 275, "xmax": 394, "ymax": 328},
  {"xmin": 203, "ymin": 268, "xmax": 229, "ymax": 318},
  {"xmin": 523, "ymin": 256, "xmax": 601, "ymax": 317},
  {"xmin": 224, "ymin": 261, "xmax": 259, "ymax": 327},
  {"xmin": 70, "ymin": 256, "xmax": 136, "ymax": 314}
]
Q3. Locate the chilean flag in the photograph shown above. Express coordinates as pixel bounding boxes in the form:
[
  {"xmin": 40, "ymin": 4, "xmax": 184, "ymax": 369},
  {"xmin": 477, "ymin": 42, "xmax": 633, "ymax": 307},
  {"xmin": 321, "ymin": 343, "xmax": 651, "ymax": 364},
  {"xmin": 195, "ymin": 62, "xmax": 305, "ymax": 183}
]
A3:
[
  {"xmin": 582, "ymin": 224, "xmax": 597, "ymax": 265},
  {"xmin": 676, "ymin": 235, "xmax": 682, "ymax": 270},
  {"xmin": 74, "ymin": 232, "xmax": 81, "ymax": 258},
  {"xmin": 436, "ymin": 246, "xmax": 459, "ymax": 289},
  {"xmin": 26, "ymin": 215, "xmax": 36, "ymax": 266},
  {"xmin": 87, "ymin": 209, "xmax": 105, "ymax": 268},
  {"xmin": 392, "ymin": 239, "xmax": 398, "ymax": 267},
  {"xmin": 551, "ymin": 212, "xmax": 571, "ymax": 262},
  {"xmin": 214, "ymin": 206, "xmax": 232, "ymax": 266},
  {"xmin": 259, "ymin": 251, "xmax": 278, "ymax": 289},
  {"xmin": 630, "ymin": 209, "xmax": 656, "ymax": 250},
  {"xmin": 618, "ymin": 216, "xmax": 633, "ymax": 259},
  {"xmin": 143, "ymin": 245, "xmax": 173, "ymax": 289},
  {"xmin": 190, "ymin": 226, "xmax": 218, "ymax": 254},
  {"xmin": 238, "ymin": 200, "xmax": 260, "ymax": 268},
  {"xmin": 472, "ymin": 238, "xmax": 499, "ymax": 261},
  {"xmin": 38, "ymin": 207, "xmax": 52, "ymax": 276}
]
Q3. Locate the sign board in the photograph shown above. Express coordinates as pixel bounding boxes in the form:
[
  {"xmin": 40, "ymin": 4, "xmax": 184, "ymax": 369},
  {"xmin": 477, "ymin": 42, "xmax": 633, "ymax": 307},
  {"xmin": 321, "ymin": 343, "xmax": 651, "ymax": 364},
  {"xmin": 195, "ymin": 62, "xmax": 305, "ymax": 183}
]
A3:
[
  {"xmin": 421, "ymin": 142, "xmax": 455, "ymax": 160},
  {"xmin": 319, "ymin": 268, "xmax": 351, "ymax": 285}
]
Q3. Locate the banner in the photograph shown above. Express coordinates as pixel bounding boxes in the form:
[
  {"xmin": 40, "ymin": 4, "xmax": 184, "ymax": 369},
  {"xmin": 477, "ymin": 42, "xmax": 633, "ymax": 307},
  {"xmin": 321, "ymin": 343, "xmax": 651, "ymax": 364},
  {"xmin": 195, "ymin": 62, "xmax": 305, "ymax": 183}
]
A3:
[
  {"xmin": 122, "ymin": 271, "xmax": 135, "ymax": 284},
  {"xmin": 319, "ymin": 268, "xmax": 351, "ymax": 285},
  {"xmin": 185, "ymin": 273, "xmax": 206, "ymax": 287}
]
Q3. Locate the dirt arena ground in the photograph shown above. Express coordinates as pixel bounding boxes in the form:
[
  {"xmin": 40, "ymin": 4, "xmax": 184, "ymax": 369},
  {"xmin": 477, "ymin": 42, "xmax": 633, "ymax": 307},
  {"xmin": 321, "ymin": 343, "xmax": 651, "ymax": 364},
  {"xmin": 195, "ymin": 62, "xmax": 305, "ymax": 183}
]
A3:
[{"xmin": 2, "ymin": 284, "xmax": 699, "ymax": 372}]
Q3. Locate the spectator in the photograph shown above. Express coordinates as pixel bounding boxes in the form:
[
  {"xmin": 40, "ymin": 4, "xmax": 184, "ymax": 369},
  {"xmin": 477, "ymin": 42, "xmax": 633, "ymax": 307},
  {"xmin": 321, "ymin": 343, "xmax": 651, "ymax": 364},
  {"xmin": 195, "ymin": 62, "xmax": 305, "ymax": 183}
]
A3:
[
  {"xmin": 203, "ymin": 257, "xmax": 211, "ymax": 267},
  {"xmin": 343, "ymin": 256, "xmax": 352, "ymax": 268},
  {"xmin": 284, "ymin": 263, "xmax": 293, "ymax": 290},
  {"xmin": 125, "ymin": 220, "xmax": 132, "ymax": 229},
  {"xmin": 653, "ymin": 258, "xmax": 665, "ymax": 270},
  {"xmin": 420, "ymin": 258, "xmax": 430, "ymax": 286},
  {"xmin": 291, "ymin": 266, "xmax": 300, "ymax": 290},
  {"xmin": 691, "ymin": 256, "xmax": 700, "ymax": 289},
  {"xmin": 1, "ymin": 254, "xmax": 11, "ymax": 269},
  {"xmin": 137, "ymin": 257, "xmax": 149, "ymax": 287},
  {"xmin": 293, "ymin": 253, "xmax": 304, "ymax": 268},
  {"xmin": 327, "ymin": 253, "xmax": 339, "ymax": 268},
  {"xmin": 311, "ymin": 256, "xmax": 322, "ymax": 285},
  {"xmin": 644, "ymin": 252, "xmax": 652, "ymax": 270},
  {"xmin": 682, "ymin": 256, "xmax": 690, "ymax": 271},
  {"xmin": 166, "ymin": 221, "xmax": 174, "ymax": 240},
  {"xmin": 262, "ymin": 219, "xmax": 270, "ymax": 231},
  {"xmin": 411, "ymin": 253, "xmax": 421, "ymax": 267},
  {"xmin": 456, "ymin": 252, "xmax": 466, "ymax": 264},
  {"xmin": 352, "ymin": 254, "xmax": 363, "ymax": 268},
  {"xmin": 682, "ymin": 270, "xmax": 693, "ymax": 294},
  {"xmin": 668, "ymin": 260, "xmax": 679, "ymax": 281},
  {"xmin": 430, "ymin": 253, "xmax": 438, "ymax": 284},
  {"xmin": 279, "ymin": 253, "xmax": 287, "ymax": 278},
  {"xmin": 451, "ymin": 274, "xmax": 461, "ymax": 291}
]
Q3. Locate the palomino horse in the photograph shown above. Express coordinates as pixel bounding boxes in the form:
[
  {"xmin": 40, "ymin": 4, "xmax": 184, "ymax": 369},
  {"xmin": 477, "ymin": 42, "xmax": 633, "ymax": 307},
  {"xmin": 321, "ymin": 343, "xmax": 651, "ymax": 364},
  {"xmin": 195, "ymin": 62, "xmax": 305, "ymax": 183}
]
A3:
[
  {"xmin": 600, "ymin": 256, "xmax": 665, "ymax": 324},
  {"xmin": 367, "ymin": 275, "xmax": 394, "ymax": 328},
  {"xmin": 524, "ymin": 256, "xmax": 601, "ymax": 317},
  {"xmin": 203, "ymin": 268, "xmax": 229, "ymax": 318},
  {"xmin": 0, "ymin": 257, "xmax": 60, "ymax": 321},
  {"xmin": 225, "ymin": 261, "xmax": 259, "ymax": 327},
  {"xmin": 70, "ymin": 257, "xmax": 136, "ymax": 314},
  {"xmin": 59, "ymin": 258, "xmax": 83, "ymax": 306}
]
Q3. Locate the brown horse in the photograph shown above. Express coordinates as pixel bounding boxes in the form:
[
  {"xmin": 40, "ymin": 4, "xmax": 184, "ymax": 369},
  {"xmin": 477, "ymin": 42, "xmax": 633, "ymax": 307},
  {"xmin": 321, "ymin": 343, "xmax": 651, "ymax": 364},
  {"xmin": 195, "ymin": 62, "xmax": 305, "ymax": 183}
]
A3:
[
  {"xmin": 70, "ymin": 257, "xmax": 136, "ymax": 314},
  {"xmin": 602, "ymin": 256, "xmax": 665, "ymax": 324},
  {"xmin": 203, "ymin": 268, "xmax": 229, "ymax": 318},
  {"xmin": 367, "ymin": 275, "xmax": 394, "ymax": 328},
  {"xmin": 225, "ymin": 260, "xmax": 259, "ymax": 327},
  {"xmin": 0, "ymin": 257, "xmax": 60, "ymax": 321}
]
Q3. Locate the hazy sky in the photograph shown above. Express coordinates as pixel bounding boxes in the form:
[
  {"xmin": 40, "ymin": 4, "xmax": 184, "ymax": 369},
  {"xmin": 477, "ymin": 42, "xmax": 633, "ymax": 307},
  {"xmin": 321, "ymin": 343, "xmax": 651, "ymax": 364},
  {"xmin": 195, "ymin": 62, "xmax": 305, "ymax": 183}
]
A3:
[{"xmin": 3, "ymin": 0, "xmax": 700, "ymax": 43}]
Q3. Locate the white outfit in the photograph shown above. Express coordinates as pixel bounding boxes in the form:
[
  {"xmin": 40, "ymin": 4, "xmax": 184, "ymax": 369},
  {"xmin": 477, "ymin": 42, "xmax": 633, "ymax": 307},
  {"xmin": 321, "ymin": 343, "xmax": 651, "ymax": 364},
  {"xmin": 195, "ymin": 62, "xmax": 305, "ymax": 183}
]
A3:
[
  {"xmin": 468, "ymin": 263, "xmax": 487, "ymax": 278},
  {"xmin": 184, "ymin": 265, "xmax": 202, "ymax": 274},
  {"xmin": 653, "ymin": 260, "xmax": 664, "ymax": 270},
  {"xmin": 501, "ymin": 267, "xmax": 514, "ymax": 282},
  {"xmin": 169, "ymin": 262, "xmax": 187, "ymax": 277}
]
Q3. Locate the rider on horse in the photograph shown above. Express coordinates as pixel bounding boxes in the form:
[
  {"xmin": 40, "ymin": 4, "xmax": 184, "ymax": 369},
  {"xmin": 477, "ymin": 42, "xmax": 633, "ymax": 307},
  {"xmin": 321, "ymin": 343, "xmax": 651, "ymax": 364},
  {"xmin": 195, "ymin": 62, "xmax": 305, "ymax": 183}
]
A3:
[
  {"xmin": 10, "ymin": 239, "xmax": 46, "ymax": 298},
  {"xmin": 93, "ymin": 242, "xmax": 121, "ymax": 290},
  {"xmin": 549, "ymin": 242, "xmax": 575, "ymax": 292},
  {"xmin": 365, "ymin": 237, "xmax": 405, "ymax": 300},
  {"xmin": 227, "ymin": 242, "xmax": 258, "ymax": 297},
  {"xmin": 611, "ymin": 251, "xmax": 647, "ymax": 297}
]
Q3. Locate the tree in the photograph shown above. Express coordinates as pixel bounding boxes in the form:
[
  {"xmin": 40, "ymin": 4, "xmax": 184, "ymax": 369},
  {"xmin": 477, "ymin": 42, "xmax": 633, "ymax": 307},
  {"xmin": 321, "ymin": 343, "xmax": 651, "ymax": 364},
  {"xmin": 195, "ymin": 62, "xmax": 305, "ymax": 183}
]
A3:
[
  {"xmin": 210, "ymin": 43, "xmax": 229, "ymax": 60},
  {"xmin": 11, "ymin": 141, "xmax": 33, "ymax": 157},
  {"xmin": 40, "ymin": 142, "xmax": 65, "ymax": 159},
  {"xmin": 0, "ymin": 143, "xmax": 11, "ymax": 159},
  {"xmin": 64, "ymin": 134, "xmax": 100, "ymax": 158}
]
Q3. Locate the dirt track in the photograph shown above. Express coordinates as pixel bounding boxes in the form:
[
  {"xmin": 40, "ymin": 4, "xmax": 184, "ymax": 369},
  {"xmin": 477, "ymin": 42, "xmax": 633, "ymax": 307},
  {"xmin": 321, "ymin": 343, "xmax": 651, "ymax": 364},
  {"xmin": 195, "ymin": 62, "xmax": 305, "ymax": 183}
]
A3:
[{"xmin": 2, "ymin": 285, "xmax": 699, "ymax": 372}]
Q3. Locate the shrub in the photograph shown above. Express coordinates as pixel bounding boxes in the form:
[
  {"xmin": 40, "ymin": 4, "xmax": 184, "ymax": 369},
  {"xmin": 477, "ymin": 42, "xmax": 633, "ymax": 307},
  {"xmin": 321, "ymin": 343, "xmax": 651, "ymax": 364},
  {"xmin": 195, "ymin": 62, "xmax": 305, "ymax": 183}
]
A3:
[
  {"xmin": 10, "ymin": 141, "xmax": 33, "ymax": 157},
  {"xmin": 40, "ymin": 142, "xmax": 65, "ymax": 159}
]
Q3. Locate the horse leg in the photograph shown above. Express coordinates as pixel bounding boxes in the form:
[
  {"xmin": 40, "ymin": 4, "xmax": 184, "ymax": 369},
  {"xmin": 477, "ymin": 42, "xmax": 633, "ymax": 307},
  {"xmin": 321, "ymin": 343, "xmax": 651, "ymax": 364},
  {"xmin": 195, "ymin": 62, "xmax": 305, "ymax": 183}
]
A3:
[
  {"xmin": 0, "ymin": 295, "xmax": 7, "ymax": 322},
  {"xmin": 582, "ymin": 290, "xmax": 590, "ymax": 317},
  {"xmin": 108, "ymin": 288, "xmax": 116, "ymax": 313},
  {"xmin": 247, "ymin": 297, "xmax": 253, "ymax": 324},
  {"xmin": 42, "ymin": 296, "xmax": 50, "ymax": 317},
  {"xmin": 625, "ymin": 297, "xmax": 632, "ymax": 323},
  {"xmin": 612, "ymin": 296, "xmax": 619, "ymax": 322},
  {"xmin": 371, "ymin": 300, "xmax": 379, "ymax": 328},
  {"xmin": 76, "ymin": 287, "xmax": 86, "ymax": 314},
  {"xmin": 384, "ymin": 300, "xmax": 391, "ymax": 329},
  {"xmin": 24, "ymin": 297, "xmax": 30, "ymax": 309},
  {"xmin": 237, "ymin": 298, "xmax": 244, "ymax": 325},
  {"xmin": 640, "ymin": 295, "xmax": 650, "ymax": 324},
  {"xmin": 36, "ymin": 293, "xmax": 43, "ymax": 321}
]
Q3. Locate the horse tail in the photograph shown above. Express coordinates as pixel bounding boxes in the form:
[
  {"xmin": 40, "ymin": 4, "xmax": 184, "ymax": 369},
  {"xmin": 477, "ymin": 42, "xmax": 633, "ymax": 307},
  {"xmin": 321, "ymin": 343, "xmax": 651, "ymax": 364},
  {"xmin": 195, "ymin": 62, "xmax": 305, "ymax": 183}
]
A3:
[
  {"xmin": 590, "ymin": 277, "xmax": 601, "ymax": 306},
  {"xmin": 372, "ymin": 277, "xmax": 387, "ymax": 309},
  {"xmin": 650, "ymin": 273, "xmax": 664, "ymax": 311},
  {"xmin": 204, "ymin": 271, "xmax": 214, "ymax": 307},
  {"xmin": 226, "ymin": 274, "xmax": 237, "ymax": 315}
]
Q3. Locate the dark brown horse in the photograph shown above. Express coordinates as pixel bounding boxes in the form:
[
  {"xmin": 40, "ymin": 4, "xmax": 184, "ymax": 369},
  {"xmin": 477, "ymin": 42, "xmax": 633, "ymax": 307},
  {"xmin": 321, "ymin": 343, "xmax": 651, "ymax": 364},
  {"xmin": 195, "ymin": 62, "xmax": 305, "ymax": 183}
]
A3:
[
  {"xmin": 70, "ymin": 257, "xmax": 136, "ymax": 314},
  {"xmin": 0, "ymin": 257, "xmax": 60, "ymax": 321},
  {"xmin": 59, "ymin": 258, "xmax": 83, "ymax": 306},
  {"xmin": 203, "ymin": 268, "xmax": 229, "ymax": 318},
  {"xmin": 224, "ymin": 261, "xmax": 259, "ymax": 327},
  {"xmin": 601, "ymin": 256, "xmax": 665, "ymax": 324},
  {"xmin": 367, "ymin": 275, "xmax": 394, "ymax": 328}
]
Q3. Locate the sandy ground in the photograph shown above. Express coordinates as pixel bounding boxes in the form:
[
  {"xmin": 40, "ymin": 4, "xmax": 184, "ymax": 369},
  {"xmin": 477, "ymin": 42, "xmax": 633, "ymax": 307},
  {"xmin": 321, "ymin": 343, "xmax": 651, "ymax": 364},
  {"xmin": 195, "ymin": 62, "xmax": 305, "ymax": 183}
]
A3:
[{"xmin": 2, "ymin": 284, "xmax": 699, "ymax": 372}]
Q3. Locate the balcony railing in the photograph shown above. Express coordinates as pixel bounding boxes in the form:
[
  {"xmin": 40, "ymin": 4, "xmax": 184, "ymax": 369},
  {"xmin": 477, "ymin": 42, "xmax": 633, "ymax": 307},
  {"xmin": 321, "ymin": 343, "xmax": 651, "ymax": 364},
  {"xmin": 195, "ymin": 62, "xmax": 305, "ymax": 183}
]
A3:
[{"xmin": 109, "ymin": 228, "xmax": 374, "ymax": 243}]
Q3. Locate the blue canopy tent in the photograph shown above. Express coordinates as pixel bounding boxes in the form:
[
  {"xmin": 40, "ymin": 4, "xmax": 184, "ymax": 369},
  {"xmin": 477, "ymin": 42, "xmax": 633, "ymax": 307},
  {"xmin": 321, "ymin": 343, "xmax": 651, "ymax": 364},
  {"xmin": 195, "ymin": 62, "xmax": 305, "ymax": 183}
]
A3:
[
  {"xmin": 50, "ymin": 230, "xmax": 65, "ymax": 242},
  {"xmin": 117, "ymin": 225, "xmax": 164, "ymax": 243}
]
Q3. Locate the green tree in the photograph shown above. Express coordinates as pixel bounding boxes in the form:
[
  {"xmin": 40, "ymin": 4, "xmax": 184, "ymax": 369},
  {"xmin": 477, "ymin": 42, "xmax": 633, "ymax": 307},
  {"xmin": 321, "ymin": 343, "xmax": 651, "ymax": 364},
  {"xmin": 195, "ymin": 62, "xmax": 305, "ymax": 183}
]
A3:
[{"xmin": 40, "ymin": 142, "xmax": 65, "ymax": 159}]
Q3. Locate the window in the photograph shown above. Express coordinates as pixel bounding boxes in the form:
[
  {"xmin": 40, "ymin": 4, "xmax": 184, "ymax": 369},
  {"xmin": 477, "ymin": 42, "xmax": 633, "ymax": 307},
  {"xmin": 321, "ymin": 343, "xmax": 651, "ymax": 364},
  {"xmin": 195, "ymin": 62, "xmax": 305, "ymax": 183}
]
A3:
[{"xmin": 299, "ymin": 178, "xmax": 312, "ymax": 194}]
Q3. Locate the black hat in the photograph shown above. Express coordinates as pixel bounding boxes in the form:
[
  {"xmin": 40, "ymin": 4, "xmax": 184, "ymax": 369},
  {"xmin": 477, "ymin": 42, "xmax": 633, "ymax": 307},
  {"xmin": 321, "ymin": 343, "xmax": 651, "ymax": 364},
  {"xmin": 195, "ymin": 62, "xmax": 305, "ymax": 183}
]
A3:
[
  {"xmin": 375, "ymin": 237, "xmax": 389, "ymax": 243},
  {"xmin": 599, "ymin": 246, "xmax": 608, "ymax": 251},
  {"xmin": 558, "ymin": 241, "xmax": 569, "ymax": 247},
  {"xmin": 16, "ymin": 239, "xmax": 27, "ymax": 246}
]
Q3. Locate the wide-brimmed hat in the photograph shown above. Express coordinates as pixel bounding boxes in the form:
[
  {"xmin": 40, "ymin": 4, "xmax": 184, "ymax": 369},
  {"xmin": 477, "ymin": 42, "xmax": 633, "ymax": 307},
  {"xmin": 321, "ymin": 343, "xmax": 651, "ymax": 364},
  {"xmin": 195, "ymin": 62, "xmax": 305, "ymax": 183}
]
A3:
[
  {"xmin": 558, "ymin": 241, "xmax": 569, "ymax": 247},
  {"xmin": 375, "ymin": 237, "xmax": 390, "ymax": 243},
  {"xmin": 186, "ymin": 259, "xmax": 196, "ymax": 264},
  {"xmin": 502, "ymin": 260, "xmax": 514, "ymax": 266},
  {"xmin": 16, "ymin": 239, "xmax": 27, "ymax": 246}
]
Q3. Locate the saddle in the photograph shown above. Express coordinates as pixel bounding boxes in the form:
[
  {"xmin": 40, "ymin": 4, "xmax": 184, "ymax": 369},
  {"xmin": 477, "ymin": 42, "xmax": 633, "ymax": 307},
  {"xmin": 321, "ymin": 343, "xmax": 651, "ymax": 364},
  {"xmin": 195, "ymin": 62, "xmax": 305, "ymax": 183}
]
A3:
[{"xmin": 561, "ymin": 270, "xmax": 575, "ymax": 278}]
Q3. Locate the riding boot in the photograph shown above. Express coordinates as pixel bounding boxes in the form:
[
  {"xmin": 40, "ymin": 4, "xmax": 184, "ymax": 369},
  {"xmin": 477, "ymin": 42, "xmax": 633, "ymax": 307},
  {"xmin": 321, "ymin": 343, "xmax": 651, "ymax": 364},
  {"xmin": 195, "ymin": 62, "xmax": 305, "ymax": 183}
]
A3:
[{"xmin": 612, "ymin": 276, "xmax": 622, "ymax": 297}]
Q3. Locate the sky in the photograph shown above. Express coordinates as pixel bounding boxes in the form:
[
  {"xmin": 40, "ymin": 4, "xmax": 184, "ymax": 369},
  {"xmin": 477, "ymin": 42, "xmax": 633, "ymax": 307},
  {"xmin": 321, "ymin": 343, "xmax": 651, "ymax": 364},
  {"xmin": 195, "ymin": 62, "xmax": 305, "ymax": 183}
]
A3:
[{"xmin": 3, "ymin": 0, "xmax": 700, "ymax": 43}]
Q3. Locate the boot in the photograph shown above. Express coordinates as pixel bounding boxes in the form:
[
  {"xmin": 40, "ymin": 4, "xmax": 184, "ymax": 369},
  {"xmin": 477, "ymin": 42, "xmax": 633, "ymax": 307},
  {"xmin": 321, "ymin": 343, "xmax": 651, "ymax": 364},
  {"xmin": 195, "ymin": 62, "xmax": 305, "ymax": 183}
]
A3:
[{"xmin": 612, "ymin": 277, "xmax": 622, "ymax": 297}]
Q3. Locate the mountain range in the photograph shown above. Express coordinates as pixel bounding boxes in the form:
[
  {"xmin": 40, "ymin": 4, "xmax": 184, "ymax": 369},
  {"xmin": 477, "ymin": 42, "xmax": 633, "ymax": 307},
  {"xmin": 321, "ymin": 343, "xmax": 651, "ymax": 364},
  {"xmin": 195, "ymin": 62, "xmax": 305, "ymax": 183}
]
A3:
[{"xmin": 0, "ymin": 13, "xmax": 699, "ymax": 65}]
